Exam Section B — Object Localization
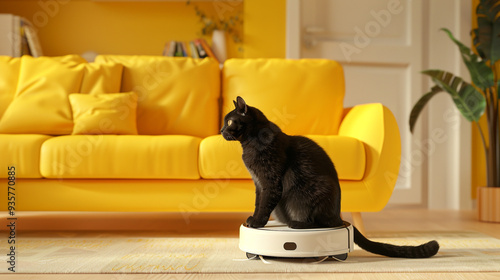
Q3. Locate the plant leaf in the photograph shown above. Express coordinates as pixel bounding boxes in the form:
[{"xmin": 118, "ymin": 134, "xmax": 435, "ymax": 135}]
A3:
[
  {"xmin": 409, "ymin": 86, "xmax": 443, "ymax": 133},
  {"xmin": 442, "ymin": 28, "xmax": 494, "ymax": 90},
  {"xmin": 497, "ymin": 60, "xmax": 500, "ymax": 98},
  {"xmin": 422, "ymin": 69, "xmax": 486, "ymax": 122},
  {"xmin": 473, "ymin": 0, "xmax": 500, "ymax": 64}
]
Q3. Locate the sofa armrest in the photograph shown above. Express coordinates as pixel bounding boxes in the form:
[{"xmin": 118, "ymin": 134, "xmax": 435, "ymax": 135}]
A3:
[{"xmin": 338, "ymin": 103, "xmax": 401, "ymax": 211}]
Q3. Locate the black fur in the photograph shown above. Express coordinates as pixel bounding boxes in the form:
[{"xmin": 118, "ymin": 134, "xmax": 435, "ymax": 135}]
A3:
[{"xmin": 221, "ymin": 96, "xmax": 439, "ymax": 258}]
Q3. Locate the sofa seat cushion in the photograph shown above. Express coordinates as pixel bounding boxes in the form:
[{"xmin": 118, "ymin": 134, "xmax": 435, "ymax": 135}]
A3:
[
  {"xmin": 199, "ymin": 135, "xmax": 366, "ymax": 180},
  {"xmin": 40, "ymin": 135, "xmax": 201, "ymax": 179},
  {"xmin": 0, "ymin": 134, "xmax": 53, "ymax": 178}
]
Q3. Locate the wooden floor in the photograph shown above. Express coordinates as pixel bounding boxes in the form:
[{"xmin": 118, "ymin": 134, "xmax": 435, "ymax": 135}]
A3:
[{"xmin": 2, "ymin": 208, "xmax": 500, "ymax": 280}]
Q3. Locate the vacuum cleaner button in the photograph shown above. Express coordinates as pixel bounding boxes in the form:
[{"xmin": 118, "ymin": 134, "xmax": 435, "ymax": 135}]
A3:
[{"xmin": 283, "ymin": 242, "xmax": 297, "ymax": 251}]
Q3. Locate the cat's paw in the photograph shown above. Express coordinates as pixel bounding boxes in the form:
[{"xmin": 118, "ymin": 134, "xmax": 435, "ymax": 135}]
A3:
[
  {"xmin": 246, "ymin": 216, "xmax": 267, "ymax": 228},
  {"xmin": 245, "ymin": 216, "xmax": 254, "ymax": 225}
]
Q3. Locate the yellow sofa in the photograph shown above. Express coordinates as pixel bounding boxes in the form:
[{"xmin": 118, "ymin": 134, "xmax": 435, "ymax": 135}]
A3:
[{"xmin": 0, "ymin": 55, "xmax": 400, "ymax": 229}]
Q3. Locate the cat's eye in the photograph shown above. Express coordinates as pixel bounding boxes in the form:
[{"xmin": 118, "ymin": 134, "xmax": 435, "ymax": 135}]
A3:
[{"xmin": 228, "ymin": 120, "xmax": 233, "ymax": 126}]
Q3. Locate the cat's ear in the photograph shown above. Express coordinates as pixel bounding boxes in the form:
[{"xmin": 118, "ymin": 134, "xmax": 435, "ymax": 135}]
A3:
[{"xmin": 235, "ymin": 96, "xmax": 248, "ymax": 116}]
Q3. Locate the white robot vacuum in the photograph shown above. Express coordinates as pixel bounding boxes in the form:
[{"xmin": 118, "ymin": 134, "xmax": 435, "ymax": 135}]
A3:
[{"xmin": 239, "ymin": 220, "xmax": 354, "ymax": 261}]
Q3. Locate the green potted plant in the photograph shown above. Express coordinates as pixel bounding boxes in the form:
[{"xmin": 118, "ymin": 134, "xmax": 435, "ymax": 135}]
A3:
[{"xmin": 409, "ymin": 0, "xmax": 500, "ymax": 222}]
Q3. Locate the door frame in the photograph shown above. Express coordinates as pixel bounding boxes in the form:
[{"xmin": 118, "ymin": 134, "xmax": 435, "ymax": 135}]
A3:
[{"xmin": 285, "ymin": 0, "xmax": 473, "ymax": 210}]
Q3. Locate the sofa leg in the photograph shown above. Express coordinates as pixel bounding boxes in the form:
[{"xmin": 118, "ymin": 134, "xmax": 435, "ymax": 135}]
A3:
[{"xmin": 351, "ymin": 212, "xmax": 366, "ymax": 234}]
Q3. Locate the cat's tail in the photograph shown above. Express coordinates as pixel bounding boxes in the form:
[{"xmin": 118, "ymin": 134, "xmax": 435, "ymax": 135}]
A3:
[{"xmin": 353, "ymin": 227, "xmax": 439, "ymax": 258}]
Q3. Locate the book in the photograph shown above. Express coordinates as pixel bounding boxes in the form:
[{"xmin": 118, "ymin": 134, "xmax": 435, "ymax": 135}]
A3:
[
  {"xmin": 22, "ymin": 20, "xmax": 42, "ymax": 57},
  {"xmin": 162, "ymin": 41, "xmax": 170, "ymax": 56},
  {"xmin": 199, "ymin": 39, "xmax": 219, "ymax": 64},
  {"xmin": 181, "ymin": 41, "xmax": 190, "ymax": 57},
  {"xmin": 167, "ymin": 41, "xmax": 176, "ymax": 56},
  {"xmin": 179, "ymin": 41, "xmax": 188, "ymax": 57},
  {"xmin": 189, "ymin": 41, "xmax": 199, "ymax": 58},
  {"xmin": 193, "ymin": 39, "xmax": 207, "ymax": 58},
  {"xmin": 174, "ymin": 42, "xmax": 184, "ymax": 57}
]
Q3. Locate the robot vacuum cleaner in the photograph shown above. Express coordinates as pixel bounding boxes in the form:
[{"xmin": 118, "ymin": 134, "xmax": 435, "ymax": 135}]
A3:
[{"xmin": 239, "ymin": 220, "xmax": 354, "ymax": 261}]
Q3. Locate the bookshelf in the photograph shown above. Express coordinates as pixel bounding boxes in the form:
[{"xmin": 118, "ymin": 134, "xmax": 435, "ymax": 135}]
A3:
[
  {"xmin": 163, "ymin": 38, "xmax": 222, "ymax": 64},
  {"xmin": 91, "ymin": 1, "xmax": 242, "ymax": 2},
  {"xmin": 0, "ymin": 14, "xmax": 42, "ymax": 57}
]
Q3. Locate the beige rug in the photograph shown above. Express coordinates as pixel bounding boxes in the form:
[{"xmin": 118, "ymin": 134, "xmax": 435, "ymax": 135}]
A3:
[{"xmin": 2, "ymin": 231, "xmax": 500, "ymax": 273}]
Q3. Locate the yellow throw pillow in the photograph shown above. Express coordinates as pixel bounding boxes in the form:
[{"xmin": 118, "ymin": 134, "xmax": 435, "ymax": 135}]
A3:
[{"xmin": 69, "ymin": 92, "xmax": 138, "ymax": 135}]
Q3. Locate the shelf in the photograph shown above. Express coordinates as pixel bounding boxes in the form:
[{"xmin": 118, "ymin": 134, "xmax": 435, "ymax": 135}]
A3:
[{"xmin": 91, "ymin": 0, "xmax": 242, "ymax": 2}]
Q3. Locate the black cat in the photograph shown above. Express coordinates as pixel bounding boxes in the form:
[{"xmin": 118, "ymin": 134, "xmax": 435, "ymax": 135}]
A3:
[{"xmin": 221, "ymin": 96, "xmax": 439, "ymax": 258}]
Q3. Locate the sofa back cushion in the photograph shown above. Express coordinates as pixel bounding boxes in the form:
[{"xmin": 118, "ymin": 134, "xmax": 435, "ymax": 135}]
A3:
[
  {"xmin": 0, "ymin": 56, "xmax": 20, "ymax": 120},
  {"xmin": 80, "ymin": 62, "xmax": 123, "ymax": 94},
  {"xmin": 0, "ymin": 55, "xmax": 85, "ymax": 135},
  {"xmin": 95, "ymin": 55, "xmax": 221, "ymax": 138},
  {"xmin": 222, "ymin": 59, "xmax": 345, "ymax": 135},
  {"xmin": 0, "ymin": 55, "xmax": 123, "ymax": 135}
]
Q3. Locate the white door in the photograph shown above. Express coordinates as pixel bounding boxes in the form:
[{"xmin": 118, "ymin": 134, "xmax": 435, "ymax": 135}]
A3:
[{"xmin": 287, "ymin": 0, "xmax": 472, "ymax": 208}]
